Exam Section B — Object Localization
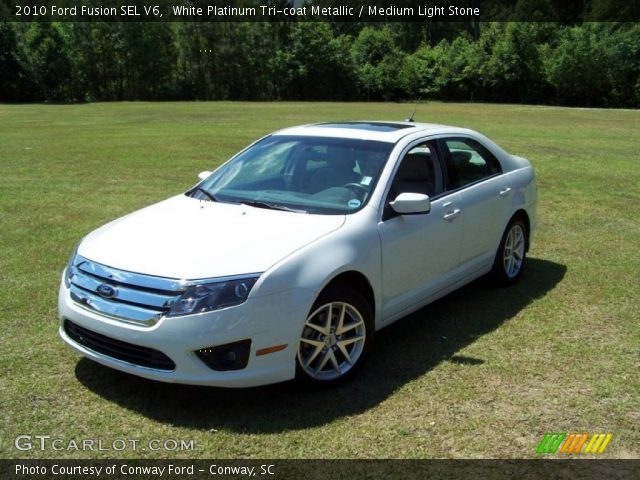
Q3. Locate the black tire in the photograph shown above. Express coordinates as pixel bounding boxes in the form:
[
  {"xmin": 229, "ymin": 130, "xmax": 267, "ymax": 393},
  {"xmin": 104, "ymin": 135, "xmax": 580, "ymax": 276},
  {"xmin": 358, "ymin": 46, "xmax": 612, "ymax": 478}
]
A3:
[
  {"xmin": 296, "ymin": 284, "xmax": 374, "ymax": 387},
  {"xmin": 491, "ymin": 216, "xmax": 528, "ymax": 286}
]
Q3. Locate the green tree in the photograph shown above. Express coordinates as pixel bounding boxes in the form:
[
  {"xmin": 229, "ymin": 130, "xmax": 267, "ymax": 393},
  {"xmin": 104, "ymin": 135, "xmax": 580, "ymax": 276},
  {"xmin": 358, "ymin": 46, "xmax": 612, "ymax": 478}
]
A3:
[
  {"xmin": 23, "ymin": 23, "xmax": 74, "ymax": 102},
  {"xmin": 442, "ymin": 35, "xmax": 486, "ymax": 101},
  {"xmin": 481, "ymin": 22, "xmax": 553, "ymax": 103},
  {"xmin": 119, "ymin": 23, "xmax": 176, "ymax": 99},
  {"xmin": 0, "ymin": 22, "xmax": 35, "ymax": 101},
  {"xmin": 401, "ymin": 43, "xmax": 447, "ymax": 99},
  {"xmin": 599, "ymin": 23, "xmax": 640, "ymax": 107},
  {"xmin": 351, "ymin": 26, "xmax": 405, "ymax": 100},
  {"xmin": 541, "ymin": 23, "xmax": 640, "ymax": 106},
  {"xmin": 271, "ymin": 22, "xmax": 355, "ymax": 100},
  {"xmin": 66, "ymin": 22, "xmax": 127, "ymax": 101}
]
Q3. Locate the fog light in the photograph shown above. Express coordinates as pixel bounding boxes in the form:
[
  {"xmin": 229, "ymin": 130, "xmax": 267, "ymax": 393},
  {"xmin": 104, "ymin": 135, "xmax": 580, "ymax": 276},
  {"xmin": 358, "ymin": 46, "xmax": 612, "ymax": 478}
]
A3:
[{"xmin": 195, "ymin": 339, "xmax": 251, "ymax": 371}]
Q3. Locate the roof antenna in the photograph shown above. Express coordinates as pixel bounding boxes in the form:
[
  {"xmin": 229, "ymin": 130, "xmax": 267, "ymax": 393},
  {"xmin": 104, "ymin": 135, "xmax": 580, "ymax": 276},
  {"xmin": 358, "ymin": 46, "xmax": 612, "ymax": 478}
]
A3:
[{"xmin": 405, "ymin": 100, "xmax": 420, "ymax": 122}]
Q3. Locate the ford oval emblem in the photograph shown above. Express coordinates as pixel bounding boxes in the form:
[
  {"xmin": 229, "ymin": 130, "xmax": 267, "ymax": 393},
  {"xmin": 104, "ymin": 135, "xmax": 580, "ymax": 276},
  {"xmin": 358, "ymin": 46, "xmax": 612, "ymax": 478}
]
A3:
[{"xmin": 97, "ymin": 284, "xmax": 118, "ymax": 299}]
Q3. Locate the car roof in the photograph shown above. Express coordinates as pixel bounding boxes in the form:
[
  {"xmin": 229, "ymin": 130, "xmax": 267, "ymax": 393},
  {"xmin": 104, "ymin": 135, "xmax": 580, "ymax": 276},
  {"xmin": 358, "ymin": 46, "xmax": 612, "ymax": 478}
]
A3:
[{"xmin": 273, "ymin": 121, "xmax": 474, "ymax": 143}]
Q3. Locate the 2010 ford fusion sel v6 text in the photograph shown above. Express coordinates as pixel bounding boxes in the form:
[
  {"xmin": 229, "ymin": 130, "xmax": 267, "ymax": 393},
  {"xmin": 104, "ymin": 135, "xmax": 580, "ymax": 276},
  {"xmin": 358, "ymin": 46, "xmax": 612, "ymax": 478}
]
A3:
[{"xmin": 59, "ymin": 121, "xmax": 537, "ymax": 387}]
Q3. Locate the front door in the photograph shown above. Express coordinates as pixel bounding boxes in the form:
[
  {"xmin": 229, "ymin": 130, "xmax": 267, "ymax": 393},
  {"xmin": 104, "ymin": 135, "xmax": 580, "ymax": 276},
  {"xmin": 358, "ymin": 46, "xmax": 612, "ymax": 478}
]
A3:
[{"xmin": 378, "ymin": 141, "xmax": 463, "ymax": 320}]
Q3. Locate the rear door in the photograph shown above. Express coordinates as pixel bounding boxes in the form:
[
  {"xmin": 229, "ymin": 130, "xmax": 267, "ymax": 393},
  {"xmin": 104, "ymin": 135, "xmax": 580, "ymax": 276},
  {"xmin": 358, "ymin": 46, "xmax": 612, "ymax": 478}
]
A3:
[{"xmin": 438, "ymin": 137, "xmax": 512, "ymax": 273}]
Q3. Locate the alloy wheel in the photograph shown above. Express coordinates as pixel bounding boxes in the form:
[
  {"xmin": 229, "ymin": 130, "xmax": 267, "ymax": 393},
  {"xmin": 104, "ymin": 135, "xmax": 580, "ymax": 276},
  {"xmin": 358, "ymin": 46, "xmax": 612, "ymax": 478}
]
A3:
[
  {"xmin": 503, "ymin": 224, "xmax": 525, "ymax": 278},
  {"xmin": 298, "ymin": 302, "xmax": 366, "ymax": 381}
]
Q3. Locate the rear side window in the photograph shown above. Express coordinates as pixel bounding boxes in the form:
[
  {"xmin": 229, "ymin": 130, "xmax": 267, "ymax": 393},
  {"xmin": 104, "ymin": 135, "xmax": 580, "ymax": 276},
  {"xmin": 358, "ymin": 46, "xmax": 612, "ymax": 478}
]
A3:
[{"xmin": 440, "ymin": 137, "xmax": 502, "ymax": 190}]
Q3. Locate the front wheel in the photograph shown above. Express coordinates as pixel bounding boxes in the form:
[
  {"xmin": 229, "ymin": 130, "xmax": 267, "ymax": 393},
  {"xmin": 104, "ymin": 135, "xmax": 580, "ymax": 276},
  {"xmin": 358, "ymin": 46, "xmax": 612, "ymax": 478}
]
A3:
[
  {"xmin": 491, "ymin": 217, "xmax": 528, "ymax": 286},
  {"xmin": 296, "ymin": 286, "xmax": 373, "ymax": 386}
]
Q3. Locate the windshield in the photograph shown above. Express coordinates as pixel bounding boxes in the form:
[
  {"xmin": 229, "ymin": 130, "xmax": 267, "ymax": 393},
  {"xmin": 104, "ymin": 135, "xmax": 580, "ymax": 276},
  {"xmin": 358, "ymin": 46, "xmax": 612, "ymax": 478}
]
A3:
[{"xmin": 190, "ymin": 135, "xmax": 393, "ymax": 214}]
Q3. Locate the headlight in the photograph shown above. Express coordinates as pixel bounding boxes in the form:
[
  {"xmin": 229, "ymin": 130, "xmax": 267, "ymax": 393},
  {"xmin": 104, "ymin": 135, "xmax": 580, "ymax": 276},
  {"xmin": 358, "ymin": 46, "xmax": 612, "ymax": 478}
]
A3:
[
  {"xmin": 167, "ymin": 277, "xmax": 258, "ymax": 317},
  {"xmin": 64, "ymin": 248, "xmax": 79, "ymax": 288}
]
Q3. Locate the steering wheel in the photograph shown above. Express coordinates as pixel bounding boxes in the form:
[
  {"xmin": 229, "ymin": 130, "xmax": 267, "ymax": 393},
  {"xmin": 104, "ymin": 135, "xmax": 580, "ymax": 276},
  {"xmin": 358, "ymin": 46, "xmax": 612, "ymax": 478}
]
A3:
[{"xmin": 343, "ymin": 182, "xmax": 369, "ymax": 195}]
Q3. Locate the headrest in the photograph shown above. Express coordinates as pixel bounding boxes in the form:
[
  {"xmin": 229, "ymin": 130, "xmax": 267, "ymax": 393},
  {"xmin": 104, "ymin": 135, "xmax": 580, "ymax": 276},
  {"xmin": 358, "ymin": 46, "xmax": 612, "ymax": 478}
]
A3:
[
  {"xmin": 397, "ymin": 153, "xmax": 432, "ymax": 182},
  {"xmin": 326, "ymin": 146, "xmax": 356, "ymax": 170},
  {"xmin": 451, "ymin": 151, "xmax": 472, "ymax": 164}
]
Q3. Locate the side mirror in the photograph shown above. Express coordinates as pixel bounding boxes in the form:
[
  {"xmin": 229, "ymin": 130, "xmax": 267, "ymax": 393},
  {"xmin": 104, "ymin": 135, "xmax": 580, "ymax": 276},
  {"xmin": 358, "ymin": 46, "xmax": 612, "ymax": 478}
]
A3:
[
  {"xmin": 198, "ymin": 171, "xmax": 212, "ymax": 181},
  {"xmin": 389, "ymin": 192, "xmax": 431, "ymax": 215}
]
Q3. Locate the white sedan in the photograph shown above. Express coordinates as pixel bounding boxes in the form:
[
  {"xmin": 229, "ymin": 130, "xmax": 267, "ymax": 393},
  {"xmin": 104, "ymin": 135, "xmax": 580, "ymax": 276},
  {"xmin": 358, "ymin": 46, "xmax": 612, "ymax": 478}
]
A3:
[{"xmin": 59, "ymin": 121, "xmax": 536, "ymax": 387}]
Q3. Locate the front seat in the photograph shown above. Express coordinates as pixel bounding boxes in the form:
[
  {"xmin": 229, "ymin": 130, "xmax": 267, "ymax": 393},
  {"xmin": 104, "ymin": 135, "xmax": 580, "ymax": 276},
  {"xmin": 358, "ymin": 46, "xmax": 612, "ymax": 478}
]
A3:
[
  {"xmin": 390, "ymin": 153, "xmax": 435, "ymax": 198},
  {"xmin": 307, "ymin": 147, "xmax": 360, "ymax": 193}
]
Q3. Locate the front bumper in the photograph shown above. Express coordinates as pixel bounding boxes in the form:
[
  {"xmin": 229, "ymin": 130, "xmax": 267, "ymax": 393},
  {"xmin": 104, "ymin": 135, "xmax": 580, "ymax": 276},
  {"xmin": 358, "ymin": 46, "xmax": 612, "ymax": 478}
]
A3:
[{"xmin": 58, "ymin": 278, "xmax": 316, "ymax": 387}]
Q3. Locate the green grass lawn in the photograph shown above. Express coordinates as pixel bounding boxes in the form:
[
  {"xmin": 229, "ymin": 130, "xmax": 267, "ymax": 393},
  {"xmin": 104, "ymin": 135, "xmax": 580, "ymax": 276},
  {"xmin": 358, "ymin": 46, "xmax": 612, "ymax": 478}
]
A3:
[{"xmin": 0, "ymin": 102, "xmax": 638, "ymax": 459}]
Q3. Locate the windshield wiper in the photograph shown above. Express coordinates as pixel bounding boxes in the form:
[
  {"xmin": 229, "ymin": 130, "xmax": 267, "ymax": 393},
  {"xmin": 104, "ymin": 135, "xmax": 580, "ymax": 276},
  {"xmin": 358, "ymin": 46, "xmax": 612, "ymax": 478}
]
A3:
[
  {"xmin": 192, "ymin": 186, "xmax": 219, "ymax": 202},
  {"xmin": 241, "ymin": 200, "xmax": 307, "ymax": 214}
]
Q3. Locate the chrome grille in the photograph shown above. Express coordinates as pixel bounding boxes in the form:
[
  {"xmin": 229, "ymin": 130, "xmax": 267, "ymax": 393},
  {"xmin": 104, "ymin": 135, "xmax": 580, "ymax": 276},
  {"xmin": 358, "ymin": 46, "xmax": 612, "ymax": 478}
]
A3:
[{"xmin": 67, "ymin": 255, "xmax": 185, "ymax": 327}]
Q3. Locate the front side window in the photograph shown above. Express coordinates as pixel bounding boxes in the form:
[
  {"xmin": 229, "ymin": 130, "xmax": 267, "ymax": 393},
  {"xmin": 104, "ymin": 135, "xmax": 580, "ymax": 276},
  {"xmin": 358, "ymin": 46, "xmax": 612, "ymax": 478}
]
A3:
[
  {"xmin": 388, "ymin": 142, "xmax": 442, "ymax": 200},
  {"xmin": 440, "ymin": 137, "xmax": 502, "ymax": 190},
  {"xmin": 191, "ymin": 135, "xmax": 393, "ymax": 214}
]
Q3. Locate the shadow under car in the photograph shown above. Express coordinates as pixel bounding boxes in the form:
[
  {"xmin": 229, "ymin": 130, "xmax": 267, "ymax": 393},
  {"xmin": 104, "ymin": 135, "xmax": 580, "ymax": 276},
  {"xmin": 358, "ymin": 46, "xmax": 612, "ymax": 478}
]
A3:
[{"xmin": 75, "ymin": 257, "xmax": 566, "ymax": 433}]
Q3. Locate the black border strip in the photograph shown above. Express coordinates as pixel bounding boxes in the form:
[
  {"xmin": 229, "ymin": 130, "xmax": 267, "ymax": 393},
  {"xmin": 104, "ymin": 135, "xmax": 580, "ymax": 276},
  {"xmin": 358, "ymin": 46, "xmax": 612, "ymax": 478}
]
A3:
[
  {"xmin": 2, "ymin": 459, "xmax": 639, "ymax": 480},
  {"xmin": 2, "ymin": 0, "xmax": 639, "ymax": 22}
]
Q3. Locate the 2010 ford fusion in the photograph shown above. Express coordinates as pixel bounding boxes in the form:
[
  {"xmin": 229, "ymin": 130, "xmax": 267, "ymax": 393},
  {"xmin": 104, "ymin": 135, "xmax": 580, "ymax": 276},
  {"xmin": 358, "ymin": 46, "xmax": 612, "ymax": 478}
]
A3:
[{"xmin": 59, "ymin": 121, "xmax": 536, "ymax": 387}]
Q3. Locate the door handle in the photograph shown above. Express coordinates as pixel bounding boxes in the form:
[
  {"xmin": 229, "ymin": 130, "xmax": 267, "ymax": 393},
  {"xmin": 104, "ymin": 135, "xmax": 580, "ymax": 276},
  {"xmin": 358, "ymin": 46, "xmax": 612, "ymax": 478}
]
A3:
[
  {"xmin": 443, "ymin": 209, "xmax": 461, "ymax": 221},
  {"xmin": 499, "ymin": 187, "xmax": 512, "ymax": 197}
]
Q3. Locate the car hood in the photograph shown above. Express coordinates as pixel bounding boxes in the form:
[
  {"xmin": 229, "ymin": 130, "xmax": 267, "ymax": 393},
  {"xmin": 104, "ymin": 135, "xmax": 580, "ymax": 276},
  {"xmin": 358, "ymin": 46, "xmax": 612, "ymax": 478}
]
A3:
[{"xmin": 78, "ymin": 195, "xmax": 345, "ymax": 279}]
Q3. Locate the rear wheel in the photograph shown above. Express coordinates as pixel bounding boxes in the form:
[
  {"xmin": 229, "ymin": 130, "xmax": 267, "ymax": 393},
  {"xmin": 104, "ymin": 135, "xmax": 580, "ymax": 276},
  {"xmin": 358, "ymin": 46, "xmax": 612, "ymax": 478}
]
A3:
[
  {"xmin": 296, "ymin": 285, "xmax": 373, "ymax": 386},
  {"xmin": 492, "ymin": 217, "xmax": 528, "ymax": 286}
]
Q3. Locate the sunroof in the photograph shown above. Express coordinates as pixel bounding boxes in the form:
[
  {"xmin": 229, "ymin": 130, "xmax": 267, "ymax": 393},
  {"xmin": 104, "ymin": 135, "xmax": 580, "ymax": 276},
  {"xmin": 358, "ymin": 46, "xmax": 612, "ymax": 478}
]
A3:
[{"xmin": 317, "ymin": 122, "xmax": 415, "ymax": 132}]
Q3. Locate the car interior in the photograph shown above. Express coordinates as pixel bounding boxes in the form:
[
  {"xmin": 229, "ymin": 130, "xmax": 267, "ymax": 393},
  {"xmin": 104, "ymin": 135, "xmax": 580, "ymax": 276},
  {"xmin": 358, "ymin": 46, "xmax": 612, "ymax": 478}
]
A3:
[
  {"xmin": 388, "ymin": 145, "xmax": 443, "ymax": 201},
  {"xmin": 305, "ymin": 146, "xmax": 361, "ymax": 194},
  {"xmin": 443, "ymin": 139, "xmax": 502, "ymax": 189}
]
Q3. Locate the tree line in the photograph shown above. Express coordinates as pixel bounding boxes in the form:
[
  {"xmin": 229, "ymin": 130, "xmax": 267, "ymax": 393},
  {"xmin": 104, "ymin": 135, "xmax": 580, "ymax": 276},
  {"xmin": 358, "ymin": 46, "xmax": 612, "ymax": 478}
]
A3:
[{"xmin": 1, "ymin": 21, "xmax": 639, "ymax": 107}]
